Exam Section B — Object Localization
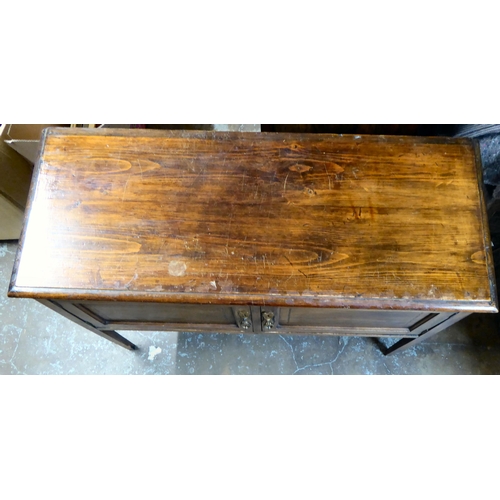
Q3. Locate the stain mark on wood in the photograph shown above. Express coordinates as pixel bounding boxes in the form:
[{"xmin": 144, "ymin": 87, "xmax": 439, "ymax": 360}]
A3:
[{"xmin": 168, "ymin": 261, "xmax": 187, "ymax": 277}]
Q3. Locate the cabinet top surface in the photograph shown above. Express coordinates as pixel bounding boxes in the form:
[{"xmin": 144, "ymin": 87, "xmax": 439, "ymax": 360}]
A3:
[{"xmin": 9, "ymin": 128, "xmax": 497, "ymax": 311}]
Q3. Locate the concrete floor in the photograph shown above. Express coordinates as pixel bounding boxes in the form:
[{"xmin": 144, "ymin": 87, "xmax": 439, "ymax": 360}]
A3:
[{"xmin": 1, "ymin": 240, "xmax": 500, "ymax": 374}]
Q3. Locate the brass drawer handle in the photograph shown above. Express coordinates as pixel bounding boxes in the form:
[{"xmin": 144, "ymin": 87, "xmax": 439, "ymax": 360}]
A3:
[
  {"xmin": 262, "ymin": 311, "xmax": 275, "ymax": 330},
  {"xmin": 237, "ymin": 310, "xmax": 252, "ymax": 330}
]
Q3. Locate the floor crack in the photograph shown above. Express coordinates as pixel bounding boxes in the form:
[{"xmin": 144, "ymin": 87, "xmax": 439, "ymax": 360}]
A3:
[
  {"xmin": 328, "ymin": 337, "xmax": 349, "ymax": 374},
  {"xmin": 382, "ymin": 360, "xmax": 393, "ymax": 375},
  {"xmin": 9, "ymin": 328, "xmax": 24, "ymax": 372},
  {"xmin": 295, "ymin": 359, "xmax": 334, "ymax": 374},
  {"xmin": 279, "ymin": 335, "xmax": 299, "ymax": 371},
  {"xmin": 293, "ymin": 337, "xmax": 350, "ymax": 374}
]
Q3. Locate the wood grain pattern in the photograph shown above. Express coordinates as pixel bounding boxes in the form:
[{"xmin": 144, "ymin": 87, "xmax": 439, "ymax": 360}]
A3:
[{"xmin": 8, "ymin": 127, "xmax": 497, "ymax": 312}]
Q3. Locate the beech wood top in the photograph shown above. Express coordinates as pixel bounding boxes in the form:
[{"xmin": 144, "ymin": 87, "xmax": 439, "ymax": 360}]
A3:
[{"xmin": 9, "ymin": 128, "xmax": 497, "ymax": 311}]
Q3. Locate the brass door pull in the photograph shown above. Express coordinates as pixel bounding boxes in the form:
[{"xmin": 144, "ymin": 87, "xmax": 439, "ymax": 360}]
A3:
[
  {"xmin": 262, "ymin": 311, "xmax": 275, "ymax": 330},
  {"xmin": 237, "ymin": 310, "xmax": 252, "ymax": 330}
]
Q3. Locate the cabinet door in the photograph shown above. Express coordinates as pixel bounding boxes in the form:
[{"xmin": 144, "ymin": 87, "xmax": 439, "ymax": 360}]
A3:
[
  {"xmin": 57, "ymin": 301, "xmax": 255, "ymax": 334},
  {"xmin": 259, "ymin": 307, "xmax": 439, "ymax": 338}
]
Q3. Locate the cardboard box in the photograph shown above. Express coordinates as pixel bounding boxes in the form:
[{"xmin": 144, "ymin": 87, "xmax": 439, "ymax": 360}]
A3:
[
  {"xmin": 0, "ymin": 128, "xmax": 34, "ymax": 239},
  {"xmin": 0, "ymin": 196, "xmax": 25, "ymax": 240},
  {"xmin": 1, "ymin": 124, "xmax": 65, "ymax": 163}
]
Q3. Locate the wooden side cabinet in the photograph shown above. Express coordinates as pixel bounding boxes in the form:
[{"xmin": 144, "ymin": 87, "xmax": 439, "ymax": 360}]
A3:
[{"xmin": 8, "ymin": 128, "xmax": 498, "ymax": 355}]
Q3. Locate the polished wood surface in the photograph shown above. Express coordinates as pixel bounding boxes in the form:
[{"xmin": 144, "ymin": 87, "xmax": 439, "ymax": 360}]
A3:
[{"xmin": 9, "ymin": 128, "xmax": 497, "ymax": 312}]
